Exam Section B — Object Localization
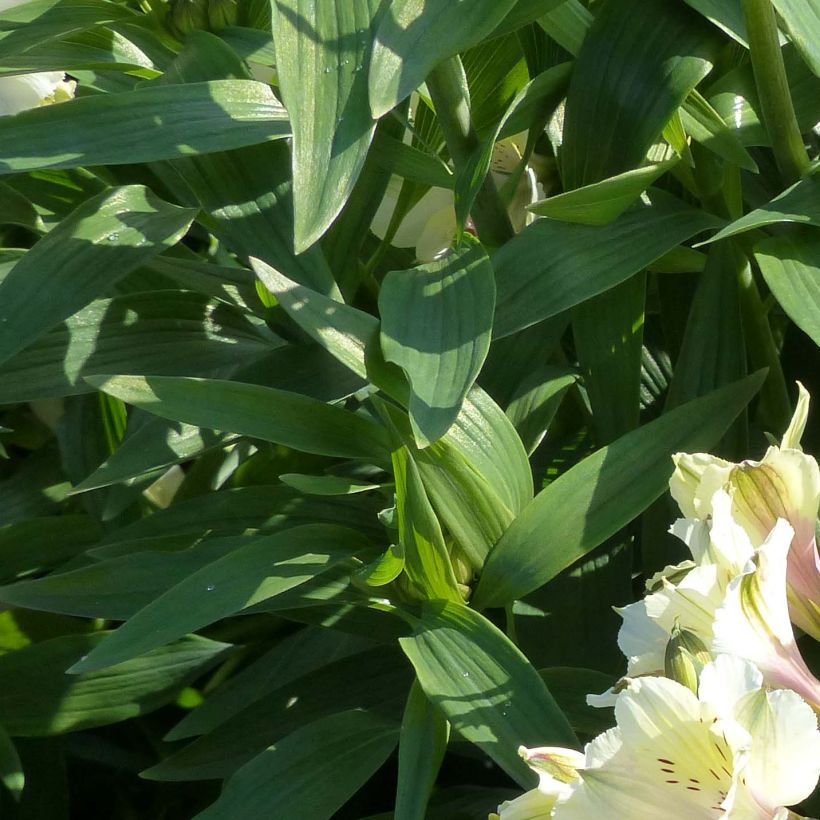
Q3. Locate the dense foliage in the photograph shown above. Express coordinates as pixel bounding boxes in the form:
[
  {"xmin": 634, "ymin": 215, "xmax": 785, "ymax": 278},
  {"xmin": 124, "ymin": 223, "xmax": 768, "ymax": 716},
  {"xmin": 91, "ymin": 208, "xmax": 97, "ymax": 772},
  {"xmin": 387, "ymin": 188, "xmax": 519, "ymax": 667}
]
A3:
[{"xmin": 0, "ymin": 0, "xmax": 818, "ymax": 817}]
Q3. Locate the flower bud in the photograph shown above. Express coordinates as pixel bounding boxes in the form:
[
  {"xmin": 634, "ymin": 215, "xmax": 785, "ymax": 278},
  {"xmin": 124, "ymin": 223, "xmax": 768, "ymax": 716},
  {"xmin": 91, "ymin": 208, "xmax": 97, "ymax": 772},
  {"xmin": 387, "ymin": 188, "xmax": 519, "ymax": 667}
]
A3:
[
  {"xmin": 207, "ymin": 0, "xmax": 237, "ymax": 31},
  {"xmin": 170, "ymin": 0, "xmax": 209, "ymax": 36},
  {"xmin": 664, "ymin": 621, "xmax": 710, "ymax": 693}
]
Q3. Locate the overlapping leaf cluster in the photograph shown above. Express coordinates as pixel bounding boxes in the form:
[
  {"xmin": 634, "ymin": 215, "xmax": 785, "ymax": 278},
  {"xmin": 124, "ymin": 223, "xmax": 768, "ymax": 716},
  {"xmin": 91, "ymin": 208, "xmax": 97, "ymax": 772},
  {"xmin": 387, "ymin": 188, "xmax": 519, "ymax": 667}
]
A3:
[{"xmin": 0, "ymin": 0, "xmax": 817, "ymax": 817}]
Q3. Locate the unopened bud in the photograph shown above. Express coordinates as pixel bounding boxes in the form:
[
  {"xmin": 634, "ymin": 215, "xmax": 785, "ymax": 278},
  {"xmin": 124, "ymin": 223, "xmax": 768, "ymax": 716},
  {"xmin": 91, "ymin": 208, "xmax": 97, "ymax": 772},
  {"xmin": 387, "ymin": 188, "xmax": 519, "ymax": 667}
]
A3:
[
  {"xmin": 207, "ymin": 0, "xmax": 237, "ymax": 30},
  {"xmin": 664, "ymin": 622, "xmax": 711, "ymax": 693},
  {"xmin": 170, "ymin": 0, "xmax": 208, "ymax": 35}
]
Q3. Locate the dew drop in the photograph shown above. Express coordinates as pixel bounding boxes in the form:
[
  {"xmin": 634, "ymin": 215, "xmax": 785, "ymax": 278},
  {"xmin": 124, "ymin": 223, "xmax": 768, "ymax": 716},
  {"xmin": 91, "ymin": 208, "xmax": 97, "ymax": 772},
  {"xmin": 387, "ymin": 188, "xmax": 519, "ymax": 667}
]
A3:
[
  {"xmin": 462, "ymin": 671, "xmax": 469, "ymax": 678},
  {"xmin": 206, "ymin": 584, "xmax": 215, "ymax": 592},
  {"xmin": 324, "ymin": 66, "xmax": 332, "ymax": 74},
  {"xmin": 107, "ymin": 232, "xmax": 119, "ymax": 242}
]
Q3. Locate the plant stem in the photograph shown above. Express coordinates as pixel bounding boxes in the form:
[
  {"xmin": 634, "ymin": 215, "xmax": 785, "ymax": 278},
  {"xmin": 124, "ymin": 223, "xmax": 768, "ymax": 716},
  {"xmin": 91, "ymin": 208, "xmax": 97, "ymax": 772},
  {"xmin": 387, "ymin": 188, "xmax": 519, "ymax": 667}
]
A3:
[
  {"xmin": 736, "ymin": 250, "xmax": 792, "ymax": 433},
  {"xmin": 426, "ymin": 57, "xmax": 514, "ymax": 248},
  {"xmin": 742, "ymin": 0, "xmax": 810, "ymax": 182}
]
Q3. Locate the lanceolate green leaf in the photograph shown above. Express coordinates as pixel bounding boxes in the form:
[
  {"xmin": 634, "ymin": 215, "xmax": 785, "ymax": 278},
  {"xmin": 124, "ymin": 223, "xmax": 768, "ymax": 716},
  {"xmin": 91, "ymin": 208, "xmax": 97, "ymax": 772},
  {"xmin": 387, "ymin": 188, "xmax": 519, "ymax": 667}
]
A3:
[
  {"xmin": 528, "ymin": 160, "xmax": 678, "ymax": 225},
  {"xmin": 368, "ymin": 0, "xmax": 519, "ymax": 118},
  {"xmin": 473, "ymin": 373, "xmax": 766, "ymax": 608},
  {"xmin": 273, "ymin": 0, "xmax": 380, "ymax": 252},
  {"xmin": 0, "ymin": 291, "xmax": 278, "ymax": 403},
  {"xmin": 195, "ymin": 710, "xmax": 399, "ymax": 820},
  {"xmin": 0, "ymin": 0, "xmax": 138, "ymax": 57},
  {"xmin": 0, "ymin": 186, "xmax": 195, "ymax": 368},
  {"xmin": 379, "ymin": 241, "xmax": 496, "ymax": 446},
  {"xmin": 69, "ymin": 524, "xmax": 371, "ymax": 673},
  {"xmin": 493, "ymin": 189, "xmax": 722, "ymax": 338},
  {"xmin": 666, "ymin": 243, "xmax": 746, "ymax": 408},
  {"xmin": 395, "ymin": 681, "xmax": 449, "ymax": 820},
  {"xmin": 770, "ymin": 0, "xmax": 820, "ymax": 77},
  {"xmin": 702, "ymin": 176, "xmax": 820, "ymax": 244},
  {"xmin": 392, "ymin": 447, "xmax": 462, "ymax": 603},
  {"xmin": 755, "ymin": 230, "xmax": 820, "ymax": 347},
  {"xmin": 86, "ymin": 374, "xmax": 390, "ymax": 460},
  {"xmin": 0, "ymin": 634, "xmax": 230, "ymax": 736},
  {"xmin": 400, "ymin": 602, "xmax": 576, "ymax": 785},
  {"xmin": 0, "ymin": 81, "xmax": 290, "ymax": 174},
  {"xmin": 561, "ymin": 0, "xmax": 716, "ymax": 189},
  {"xmin": 0, "ymin": 724, "xmax": 22, "ymax": 798}
]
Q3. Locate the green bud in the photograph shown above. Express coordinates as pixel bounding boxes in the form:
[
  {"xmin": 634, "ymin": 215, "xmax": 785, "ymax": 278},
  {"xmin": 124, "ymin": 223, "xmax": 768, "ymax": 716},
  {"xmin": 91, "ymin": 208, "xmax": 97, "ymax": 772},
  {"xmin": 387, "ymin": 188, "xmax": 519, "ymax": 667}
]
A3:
[
  {"xmin": 170, "ymin": 0, "xmax": 209, "ymax": 36},
  {"xmin": 207, "ymin": 0, "xmax": 237, "ymax": 30},
  {"xmin": 664, "ymin": 622, "xmax": 711, "ymax": 694}
]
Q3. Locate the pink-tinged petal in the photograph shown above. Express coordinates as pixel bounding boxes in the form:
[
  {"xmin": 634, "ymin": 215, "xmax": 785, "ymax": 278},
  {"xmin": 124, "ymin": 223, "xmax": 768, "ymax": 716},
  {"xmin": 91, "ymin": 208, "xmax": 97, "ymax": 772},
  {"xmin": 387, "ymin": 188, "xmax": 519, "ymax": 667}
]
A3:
[{"xmin": 712, "ymin": 520, "xmax": 820, "ymax": 710}]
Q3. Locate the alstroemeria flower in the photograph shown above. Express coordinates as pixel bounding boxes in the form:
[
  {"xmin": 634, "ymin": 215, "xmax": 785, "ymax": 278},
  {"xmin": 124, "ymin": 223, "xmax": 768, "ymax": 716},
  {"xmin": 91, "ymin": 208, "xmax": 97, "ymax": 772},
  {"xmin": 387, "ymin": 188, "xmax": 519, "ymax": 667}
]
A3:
[
  {"xmin": 615, "ymin": 495, "xmax": 820, "ymax": 709},
  {"xmin": 496, "ymin": 656, "xmax": 820, "ymax": 820},
  {"xmin": 372, "ymin": 132, "xmax": 545, "ymax": 262},
  {"xmin": 670, "ymin": 384, "xmax": 820, "ymax": 640},
  {"xmin": 0, "ymin": 0, "xmax": 75, "ymax": 115}
]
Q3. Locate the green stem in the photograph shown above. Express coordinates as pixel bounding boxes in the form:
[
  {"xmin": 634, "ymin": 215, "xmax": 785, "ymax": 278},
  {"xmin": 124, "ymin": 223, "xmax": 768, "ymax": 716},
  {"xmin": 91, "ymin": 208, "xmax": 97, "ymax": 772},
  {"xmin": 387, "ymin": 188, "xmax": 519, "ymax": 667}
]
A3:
[
  {"xmin": 736, "ymin": 251, "xmax": 792, "ymax": 433},
  {"xmin": 426, "ymin": 58, "xmax": 514, "ymax": 248},
  {"xmin": 742, "ymin": 0, "xmax": 810, "ymax": 182}
]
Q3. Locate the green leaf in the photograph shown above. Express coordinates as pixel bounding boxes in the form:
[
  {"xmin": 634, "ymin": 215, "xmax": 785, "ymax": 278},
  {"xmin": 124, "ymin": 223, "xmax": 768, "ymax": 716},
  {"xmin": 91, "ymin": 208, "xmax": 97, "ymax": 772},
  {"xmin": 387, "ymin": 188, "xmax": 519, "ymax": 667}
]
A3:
[
  {"xmin": 72, "ymin": 417, "xmax": 236, "ymax": 493},
  {"xmin": 446, "ymin": 387, "xmax": 533, "ymax": 515},
  {"xmin": 0, "ymin": 186, "xmax": 195, "ymax": 368},
  {"xmin": 0, "ymin": 291, "xmax": 277, "ymax": 403},
  {"xmin": 666, "ymin": 243, "xmax": 746, "ymax": 408},
  {"xmin": 195, "ymin": 710, "xmax": 398, "ymax": 820},
  {"xmin": 86, "ymin": 374, "xmax": 390, "ymax": 460},
  {"xmin": 145, "ymin": 648, "xmax": 410, "ymax": 781},
  {"xmin": 69, "ymin": 524, "xmax": 371, "ymax": 673},
  {"xmin": 400, "ymin": 601, "xmax": 576, "ymax": 785},
  {"xmin": 755, "ymin": 229, "xmax": 820, "ymax": 347},
  {"xmin": 395, "ymin": 681, "xmax": 449, "ymax": 820},
  {"xmin": 166, "ymin": 629, "xmax": 374, "ymax": 741},
  {"xmin": 491, "ymin": 0, "xmax": 567, "ymax": 38},
  {"xmin": 0, "ymin": 0, "xmax": 137, "ymax": 56},
  {"xmin": 368, "ymin": 0, "xmax": 519, "ymax": 118},
  {"xmin": 682, "ymin": 0, "xmax": 748, "ymax": 44},
  {"xmin": 493, "ymin": 189, "xmax": 722, "ymax": 338},
  {"xmin": 252, "ymin": 259, "xmax": 376, "ymax": 380},
  {"xmin": 539, "ymin": 667, "xmax": 616, "ymax": 736},
  {"xmin": 355, "ymin": 542, "xmax": 405, "ymax": 587},
  {"xmin": 273, "ymin": 0, "xmax": 379, "ymax": 251},
  {"xmin": 280, "ymin": 473, "xmax": 382, "ymax": 496},
  {"xmin": 561, "ymin": 0, "xmax": 716, "ymax": 189},
  {"xmin": 506, "ymin": 367, "xmax": 577, "ymax": 455},
  {"xmin": 770, "ymin": 0, "xmax": 820, "ymax": 77},
  {"xmin": 0, "ymin": 515, "xmax": 100, "ymax": 582},
  {"xmin": 0, "ymin": 81, "xmax": 289, "ymax": 174},
  {"xmin": 573, "ymin": 273, "xmax": 646, "ymax": 443},
  {"xmin": 391, "ymin": 447, "xmax": 462, "ymax": 603},
  {"xmin": 0, "ymin": 634, "xmax": 230, "ymax": 736},
  {"xmin": 379, "ymin": 241, "xmax": 496, "ymax": 446},
  {"xmin": 701, "ymin": 176, "xmax": 820, "ymax": 244},
  {"xmin": 0, "ymin": 724, "xmax": 23, "ymax": 799},
  {"xmin": 473, "ymin": 372, "xmax": 766, "ymax": 607},
  {"xmin": 528, "ymin": 160, "xmax": 678, "ymax": 225},
  {"xmin": 537, "ymin": 0, "xmax": 593, "ymax": 55},
  {"xmin": 680, "ymin": 90, "xmax": 758, "ymax": 171}
]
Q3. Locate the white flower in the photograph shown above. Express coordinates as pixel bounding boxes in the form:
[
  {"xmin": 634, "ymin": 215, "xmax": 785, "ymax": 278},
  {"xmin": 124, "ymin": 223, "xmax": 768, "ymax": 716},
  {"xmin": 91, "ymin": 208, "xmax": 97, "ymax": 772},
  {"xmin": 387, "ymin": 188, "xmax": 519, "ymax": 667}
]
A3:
[
  {"xmin": 614, "ymin": 496, "xmax": 820, "ymax": 709},
  {"xmin": 670, "ymin": 383, "xmax": 820, "ymax": 640},
  {"xmin": 0, "ymin": 0, "xmax": 75, "ymax": 115},
  {"xmin": 498, "ymin": 656, "xmax": 820, "ymax": 820},
  {"xmin": 372, "ymin": 132, "xmax": 545, "ymax": 262}
]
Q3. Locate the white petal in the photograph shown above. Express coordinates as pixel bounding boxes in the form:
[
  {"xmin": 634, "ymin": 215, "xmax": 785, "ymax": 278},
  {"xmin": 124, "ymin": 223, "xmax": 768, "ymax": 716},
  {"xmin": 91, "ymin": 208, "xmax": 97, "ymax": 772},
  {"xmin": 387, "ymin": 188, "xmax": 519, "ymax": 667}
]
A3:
[
  {"xmin": 780, "ymin": 381, "xmax": 810, "ymax": 450},
  {"xmin": 712, "ymin": 520, "xmax": 820, "ymax": 709},
  {"xmin": 734, "ymin": 687, "xmax": 820, "ymax": 810},
  {"xmin": 670, "ymin": 452, "xmax": 732, "ymax": 518},
  {"xmin": 698, "ymin": 654, "xmax": 763, "ymax": 721},
  {"xmin": 0, "ymin": 72, "xmax": 69, "ymax": 116},
  {"xmin": 495, "ymin": 787, "xmax": 555, "ymax": 820},
  {"xmin": 670, "ymin": 518, "xmax": 712, "ymax": 564}
]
